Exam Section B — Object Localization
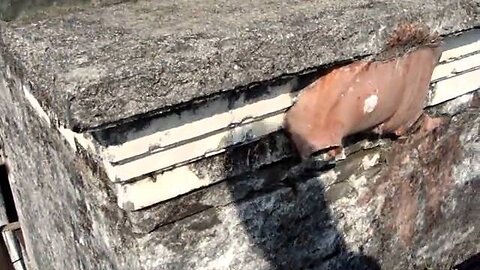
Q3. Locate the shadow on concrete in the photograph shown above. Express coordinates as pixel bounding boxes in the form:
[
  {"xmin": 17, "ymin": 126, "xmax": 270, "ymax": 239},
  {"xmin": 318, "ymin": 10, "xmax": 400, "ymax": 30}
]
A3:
[
  {"xmin": 224, "ymin": 122, "xmax": 382, "ymax": 269},
  {"xmin": 0, "ymin": 163, "xmax": 18, "ymax": 223},
  {"xmin": 453, "ymin": 253, "xmax": 480, "ymax": 270}
]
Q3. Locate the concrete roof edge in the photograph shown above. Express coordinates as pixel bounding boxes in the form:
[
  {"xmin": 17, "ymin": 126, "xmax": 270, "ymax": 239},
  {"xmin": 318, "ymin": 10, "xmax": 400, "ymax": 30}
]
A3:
[{"xmin": 1, "ymin": 0, "xmax": 479, "ymax": 132}]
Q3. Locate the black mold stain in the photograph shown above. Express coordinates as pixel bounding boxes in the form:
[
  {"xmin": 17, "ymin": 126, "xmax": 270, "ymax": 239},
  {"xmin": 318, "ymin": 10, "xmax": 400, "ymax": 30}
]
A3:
[{"xmin": 187, "ymin": 208, "xmax": 221, "ymax": 232}]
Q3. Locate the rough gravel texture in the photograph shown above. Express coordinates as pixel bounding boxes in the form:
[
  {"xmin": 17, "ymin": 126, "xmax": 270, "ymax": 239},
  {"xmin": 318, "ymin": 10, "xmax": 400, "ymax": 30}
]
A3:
[{"xmin": 1, "ymin": 0, "xmax": 479, "ymax": 130}]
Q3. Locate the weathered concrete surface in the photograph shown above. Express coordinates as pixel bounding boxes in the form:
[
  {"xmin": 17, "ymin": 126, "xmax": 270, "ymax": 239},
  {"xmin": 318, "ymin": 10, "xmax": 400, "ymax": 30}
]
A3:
[
  {"xmin": 3, "ymin": 48, "xmax": 477, "ymax": 269},
  {"xmin": 2, "ymin": 51, "xmax": 480, "ymax": 270},
  {"xmin": 2, "ymin": 0, "xmax": 479, "ymax": 130},
  {"xmin": 338, "ymin": 96, "xmax": 480, "ymax": 269},
  {"xmin": 0, "ymin": 2, "xmax": 479, "ymax": 269},
  {"xmin": 0, "ymin": 41, "xmax": 140, "ymax": 270},
  {"xmin": 134, "ymin": 93, "xmax": 479, "ymax": 270}
]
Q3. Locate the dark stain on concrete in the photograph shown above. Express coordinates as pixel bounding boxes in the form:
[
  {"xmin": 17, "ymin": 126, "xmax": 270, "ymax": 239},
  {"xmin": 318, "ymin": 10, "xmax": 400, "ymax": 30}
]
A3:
[{"xmin": 187, "ymin": 208, "xmax": 221, "ymax": 232}]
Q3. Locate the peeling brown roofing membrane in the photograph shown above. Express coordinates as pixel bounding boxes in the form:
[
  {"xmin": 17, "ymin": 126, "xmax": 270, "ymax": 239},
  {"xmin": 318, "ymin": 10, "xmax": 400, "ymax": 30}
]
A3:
[{"xmin": 284, "ymin": 45, "xmax": 442, "ymax": 159}]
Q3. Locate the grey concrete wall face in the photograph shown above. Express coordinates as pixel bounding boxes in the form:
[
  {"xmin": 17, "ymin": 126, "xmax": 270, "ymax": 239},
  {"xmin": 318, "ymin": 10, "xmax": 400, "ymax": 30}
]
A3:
[{"xmin": 0, "ymin": 49, "xmax": 139, "ymax": 269}]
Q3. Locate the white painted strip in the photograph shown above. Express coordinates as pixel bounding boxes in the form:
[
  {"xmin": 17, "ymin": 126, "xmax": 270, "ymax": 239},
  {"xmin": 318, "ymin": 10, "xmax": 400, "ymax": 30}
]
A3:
[
  {"xmin": 104, "ymin": 80, "xmax": 297, "ymax": 163},
  {"xmin": 23, "ymin": 84, "xmax": 51, "ymax": 126},
  {"xmin": 115, "ymin": 133, "xmax": 292, "ymax": 211},
  {"xmin": 439, "ymin": 29, "xmax": 480, "ymax": 62},
  {"xmin": 429, "ymin": 68, "xmax": 480, "ymax": 106},
  {"xmin": 116, "ymin": 167, "xmax": 212, "ymax": 210},
  {"xmin": 105, "ymin": 113, "xmax": 285, "ymax": 181},
  {"xmin": 431, "ymin": 52, "xmax": 480, "ymax": 81}
]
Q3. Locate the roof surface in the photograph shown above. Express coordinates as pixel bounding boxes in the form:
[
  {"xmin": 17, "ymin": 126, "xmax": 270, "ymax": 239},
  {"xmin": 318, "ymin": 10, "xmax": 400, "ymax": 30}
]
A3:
[{"xmin": 1, "ymin": 0, "xmax": 478, "ymax": 131}]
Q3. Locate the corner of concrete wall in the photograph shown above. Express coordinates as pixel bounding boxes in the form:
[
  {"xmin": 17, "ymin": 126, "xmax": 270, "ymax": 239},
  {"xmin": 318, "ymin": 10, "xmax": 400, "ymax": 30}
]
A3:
[{"xmin": 0, "ymin": 40, "xmax": 139, "ymax": 270}]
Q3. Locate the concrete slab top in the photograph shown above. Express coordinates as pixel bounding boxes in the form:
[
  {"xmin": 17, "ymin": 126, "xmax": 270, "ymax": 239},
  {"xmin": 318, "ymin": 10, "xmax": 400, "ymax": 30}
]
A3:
[{"xmin": 1, "ymin": 0, "xmax": 478, "ymax": 131}]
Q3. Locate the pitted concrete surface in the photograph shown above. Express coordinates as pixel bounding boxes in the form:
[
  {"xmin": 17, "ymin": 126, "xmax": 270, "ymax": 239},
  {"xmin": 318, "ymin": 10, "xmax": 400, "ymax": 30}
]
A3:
[{"xmin": 1, "ymin": 0, "xmax": 479, "ymax": 131}]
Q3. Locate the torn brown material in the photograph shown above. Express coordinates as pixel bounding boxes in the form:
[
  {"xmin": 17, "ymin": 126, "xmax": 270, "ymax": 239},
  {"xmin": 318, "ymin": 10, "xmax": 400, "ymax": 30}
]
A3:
[{"xmin": 284, "ymin": 45, "xmax": 442, "ymax": 159}]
